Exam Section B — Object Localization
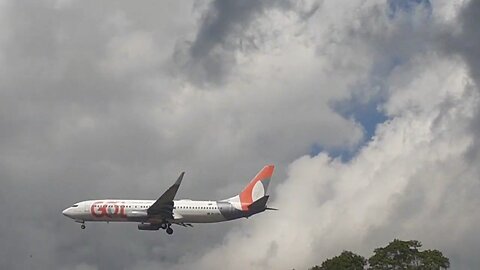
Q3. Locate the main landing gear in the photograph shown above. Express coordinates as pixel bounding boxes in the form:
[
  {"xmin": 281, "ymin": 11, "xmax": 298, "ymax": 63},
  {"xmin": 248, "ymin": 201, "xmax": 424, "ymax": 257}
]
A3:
[
  {"xmin": 81, "ymin": 224, "xmax": 86, "ymax": 230},
  {"xmin": 160, "ymin": 222, "xmax": 173, "ymax": 235}
]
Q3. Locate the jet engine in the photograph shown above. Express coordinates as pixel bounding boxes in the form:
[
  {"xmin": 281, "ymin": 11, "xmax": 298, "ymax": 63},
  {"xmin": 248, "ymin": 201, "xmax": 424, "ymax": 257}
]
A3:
[{"xmin": 138, "ymin": 223, "xmax": 161, "ymax": 231}]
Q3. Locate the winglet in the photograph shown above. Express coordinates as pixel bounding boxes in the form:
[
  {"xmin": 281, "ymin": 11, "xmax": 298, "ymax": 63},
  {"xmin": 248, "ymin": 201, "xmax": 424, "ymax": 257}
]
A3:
[{"xmin": 176, "ymin": 172, "xmax": 185, "ymax": 186}]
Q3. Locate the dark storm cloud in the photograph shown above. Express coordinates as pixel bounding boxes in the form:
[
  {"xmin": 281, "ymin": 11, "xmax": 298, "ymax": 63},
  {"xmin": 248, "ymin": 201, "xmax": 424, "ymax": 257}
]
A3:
[
  {"xmin": 1, "ymin": 1, "xmax": 322, "ymax": 269},
  {"xmin": 444, "ymin": 0, "xmax": 480, "ymax": 162},
  {"xmin": 0, "ymin": 1, "xmax": 235, "ymax": 269},
  {"xmin": 454, "ymin": 0, "xmax": 480, "ymax": 83},
  {"xmin": 3, "ymin": 0, "xmax": 480, "ymax": 269},
  {"xmin": 174, "ymin": 0, "xmax": 290, "ymax": 87}
]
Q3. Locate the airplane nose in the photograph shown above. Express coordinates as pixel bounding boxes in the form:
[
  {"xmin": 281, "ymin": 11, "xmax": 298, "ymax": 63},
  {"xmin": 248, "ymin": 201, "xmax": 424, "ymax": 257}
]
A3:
[{"xmin": 62, "ymin": 208, "xmax": 70, "ymax": 217}]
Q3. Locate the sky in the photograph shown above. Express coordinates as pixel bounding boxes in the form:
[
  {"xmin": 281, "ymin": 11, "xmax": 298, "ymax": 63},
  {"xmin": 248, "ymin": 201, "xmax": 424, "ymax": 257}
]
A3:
[{"xmin": 0, "ymin": 0, "xmax": 479, "ymax": 269}]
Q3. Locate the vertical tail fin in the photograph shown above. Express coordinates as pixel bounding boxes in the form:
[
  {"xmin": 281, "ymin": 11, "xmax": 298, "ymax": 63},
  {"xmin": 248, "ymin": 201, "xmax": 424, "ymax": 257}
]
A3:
[{"xmin": 239, "ymin": 165, "xmax": 274, "ymax": 211}]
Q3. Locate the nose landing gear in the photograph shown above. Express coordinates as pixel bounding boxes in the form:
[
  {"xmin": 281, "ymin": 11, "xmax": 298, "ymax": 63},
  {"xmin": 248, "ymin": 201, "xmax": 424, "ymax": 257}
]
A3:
[
  {"xmin": 75, "ymin": 220, "xmax": 86, "ymax": 230},
  {"xmin": 166, "ymin": 226, "xmax": 173, "ymax": 235}
]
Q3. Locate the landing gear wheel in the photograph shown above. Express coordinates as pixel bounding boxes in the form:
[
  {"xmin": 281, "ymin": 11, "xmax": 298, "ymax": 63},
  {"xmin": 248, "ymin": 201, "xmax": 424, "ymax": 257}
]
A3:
[
  {"xmin": 160, "ymin": 223, "xmax": 167, "ymax": 230},
  {"xmin": 81, "ymin": 224, "xmax": 86, "ymax": 230},
  {"xmin": 166, "ymin": 227, "xmax": 173, "ymax": 235}
]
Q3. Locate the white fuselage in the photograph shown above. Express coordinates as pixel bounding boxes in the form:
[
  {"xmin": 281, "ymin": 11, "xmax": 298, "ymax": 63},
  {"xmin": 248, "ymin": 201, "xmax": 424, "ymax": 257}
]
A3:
[
  {"xmin": 62, "ymin": 199, "xmax": 231, "ymax": 224},
  {"xmin": 62, "ymin": 165, "xmax": 275, "ymax": 232}
]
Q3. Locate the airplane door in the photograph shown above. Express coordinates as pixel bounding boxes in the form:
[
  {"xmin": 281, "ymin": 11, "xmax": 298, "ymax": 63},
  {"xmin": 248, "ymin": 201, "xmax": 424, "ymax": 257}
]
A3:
[{"xmin": 84, "ymin": 202, "xmax": 89, "ymax": 213}]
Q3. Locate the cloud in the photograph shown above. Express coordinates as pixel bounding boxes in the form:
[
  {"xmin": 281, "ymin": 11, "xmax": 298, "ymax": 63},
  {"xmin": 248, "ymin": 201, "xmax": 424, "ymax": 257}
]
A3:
[
  {"xmin": 445, "ymin": 0, "xmax": 480, "ymax": 165},
  {"xmin": 0, "ymin": 0, "xmax": 364, "ymax": 269},
  {"xmin": 172, "ymin": 0, "xmax": 297, "ymax": 87},
  {"xmin": 99, "ymin": 30, "xmax": 161, "ymax": 76},
  {"xmin": 453, "ymin": 0, "xmax": 480, "ymax": 81},
  {"xmin": 172, "ymin": 0, "xmax": 266, "ymax": 87},
  {"xmin": 1, "ymin": 0, "xmax": 479, "ymax": 270},
  {"xmin": 167, "ymin": 2, "xmax": 480, "ymax": 269}
]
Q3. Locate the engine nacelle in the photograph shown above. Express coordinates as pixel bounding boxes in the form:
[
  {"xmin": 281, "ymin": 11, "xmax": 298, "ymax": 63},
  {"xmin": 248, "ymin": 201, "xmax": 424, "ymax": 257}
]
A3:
[{"xmin": 138, "ymin": 224, "xmax": 161, "ymax": 231}]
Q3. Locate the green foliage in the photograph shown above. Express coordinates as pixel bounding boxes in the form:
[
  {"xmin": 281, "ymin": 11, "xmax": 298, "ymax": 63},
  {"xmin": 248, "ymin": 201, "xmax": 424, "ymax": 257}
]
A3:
[
  {"xmin": 368, "ymin": 239, "xmax": 449, "ymax": 270},
  {"xmin": 369, "ymin": 239, "xmax": 422, "ymax": 269},
  {"xmin": 309, "ymin": 239, "xmax": 449, "ymax": 270},
  {"xmin": 310, "ymin": 251, "xmax": 366, "ymax": 270},
  {"xmin": 419, "ymin": 250, "xmax": 450, "ymax": 270}
]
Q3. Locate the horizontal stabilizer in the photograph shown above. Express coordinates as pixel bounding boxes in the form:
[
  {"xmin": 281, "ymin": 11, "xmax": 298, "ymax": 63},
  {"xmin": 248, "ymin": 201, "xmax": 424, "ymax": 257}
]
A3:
[{"xmin": 247, "ymin": 195, "xmax": 269, "ymax": 212}]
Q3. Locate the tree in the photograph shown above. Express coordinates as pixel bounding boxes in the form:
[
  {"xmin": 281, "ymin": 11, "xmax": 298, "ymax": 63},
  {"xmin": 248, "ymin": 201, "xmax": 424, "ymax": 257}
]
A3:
[
  {"xmin": 310, "ymin": 251, "xmax": 366, "ymax": 270},
  {"xmin": 368, "ymin": 239, "xmax": 449, "ymax": 270},
  {"xmin": 419, "ymin": 250, "xmax": 450, "ymax": 270},
  {"xmin": 309, "ymin": 239, "xmax": 449, "ymax": 270}
]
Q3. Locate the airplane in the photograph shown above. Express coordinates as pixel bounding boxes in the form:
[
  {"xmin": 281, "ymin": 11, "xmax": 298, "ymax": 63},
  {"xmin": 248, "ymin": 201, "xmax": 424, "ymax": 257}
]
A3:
[{"xmin": 62, "ymin": 165, "xmax": 276, "ymax": 235}]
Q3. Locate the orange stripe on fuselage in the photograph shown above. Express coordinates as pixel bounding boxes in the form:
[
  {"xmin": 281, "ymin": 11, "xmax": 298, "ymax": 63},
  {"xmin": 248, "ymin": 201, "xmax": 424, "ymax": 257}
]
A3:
[{"xmin": 239, "ymin": 165, "xmax": 274, "ymax": 211}]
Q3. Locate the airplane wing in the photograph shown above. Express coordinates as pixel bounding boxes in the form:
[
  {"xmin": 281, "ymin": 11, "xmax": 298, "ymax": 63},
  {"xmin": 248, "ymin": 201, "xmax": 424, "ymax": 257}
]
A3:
[{"xmin": 147, "ymin": 172, "xmax": 184, "ymax": 219}]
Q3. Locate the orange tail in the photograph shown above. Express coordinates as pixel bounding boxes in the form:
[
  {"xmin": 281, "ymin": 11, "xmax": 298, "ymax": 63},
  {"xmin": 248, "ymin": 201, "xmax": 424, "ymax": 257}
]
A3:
[{"xmin": 239, "ymin": 165, "xmax": 274, "ymax": 210}]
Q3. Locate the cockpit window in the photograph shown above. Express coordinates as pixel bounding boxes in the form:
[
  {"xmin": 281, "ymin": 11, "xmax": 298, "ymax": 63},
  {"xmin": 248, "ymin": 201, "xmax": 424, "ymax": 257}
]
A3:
[{"xmin": 71, "ymin": 204, "xmax": 79, "ymax": 207}]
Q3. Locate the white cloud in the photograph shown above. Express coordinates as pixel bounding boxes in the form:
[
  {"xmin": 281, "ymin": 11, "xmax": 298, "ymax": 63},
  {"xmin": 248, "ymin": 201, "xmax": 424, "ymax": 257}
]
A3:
[
  {"xmin": 1, "ymin": 0, "xmax": 479, "ymax": 269},
  {"xmin": 99, "ymin": 30, "xmax": 160, "ymax": 75},
  {"xmin": 174, "ymin": 46, "xmax": 479, "ymax": 270}
]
